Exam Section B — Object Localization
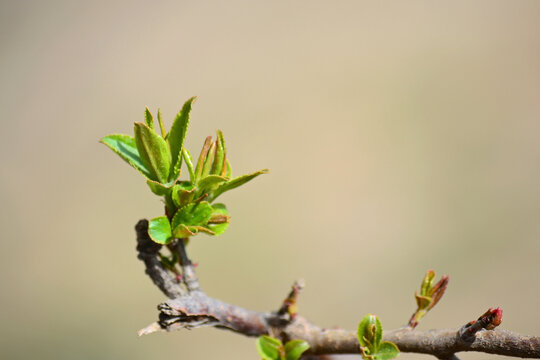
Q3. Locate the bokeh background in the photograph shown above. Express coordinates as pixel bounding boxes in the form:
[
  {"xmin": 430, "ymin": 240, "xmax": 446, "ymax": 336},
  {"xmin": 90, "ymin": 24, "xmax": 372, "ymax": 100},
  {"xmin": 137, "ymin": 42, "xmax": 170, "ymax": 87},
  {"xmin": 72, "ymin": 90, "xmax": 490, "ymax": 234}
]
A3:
[{"xmin": 1, "ymin": 1, "xmax": 539, "ymax": 359}]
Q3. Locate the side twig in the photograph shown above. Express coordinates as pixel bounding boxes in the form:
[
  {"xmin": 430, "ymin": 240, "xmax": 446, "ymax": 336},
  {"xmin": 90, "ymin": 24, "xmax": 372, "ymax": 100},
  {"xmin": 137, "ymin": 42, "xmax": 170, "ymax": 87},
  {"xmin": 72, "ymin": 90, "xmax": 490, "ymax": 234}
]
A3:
[{"xmin": 135, "ymin": 219, "xmax": 540, "ymax": 358}]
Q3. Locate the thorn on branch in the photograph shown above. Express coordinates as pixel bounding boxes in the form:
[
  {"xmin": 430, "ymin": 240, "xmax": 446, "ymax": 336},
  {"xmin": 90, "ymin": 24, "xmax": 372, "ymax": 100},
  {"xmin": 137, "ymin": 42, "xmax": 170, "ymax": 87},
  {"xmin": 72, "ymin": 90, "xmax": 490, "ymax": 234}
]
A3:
[
  {"xmin": 459, "ymin": 307, "xmax": 503, "ymax": 342},
  {"xmin": 278, "ymin": 279, "xmax": 305, "ymax": 320}
]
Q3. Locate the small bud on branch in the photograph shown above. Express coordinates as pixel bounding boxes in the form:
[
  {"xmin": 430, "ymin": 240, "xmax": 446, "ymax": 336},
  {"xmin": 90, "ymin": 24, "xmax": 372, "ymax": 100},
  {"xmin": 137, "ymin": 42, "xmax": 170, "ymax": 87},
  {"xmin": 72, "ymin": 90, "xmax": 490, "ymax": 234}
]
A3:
[
  {"xmin": 459, "ymin": 307, "xmax": 503, "ymax": 342},
  {"xmin": 409, "ymin": 270, "xmax": 449, "ymax": 328}
]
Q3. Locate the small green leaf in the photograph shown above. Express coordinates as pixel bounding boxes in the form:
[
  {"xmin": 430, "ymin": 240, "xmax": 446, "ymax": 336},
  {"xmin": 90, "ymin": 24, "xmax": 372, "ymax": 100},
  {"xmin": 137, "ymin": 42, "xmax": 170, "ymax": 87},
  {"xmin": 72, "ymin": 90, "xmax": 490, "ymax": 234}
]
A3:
[
  {"xmin": 207, "ymin": 203, "xmax": 230, "ymax": 235},
  {"xmin": 170, "ymin": 154, "xmax": 183, "ymax": 183},
  {"xmin": 157, "ymin": 108, "xmax": 167, "ymax": 138},
  {"xmin": 225, "ymin": 159, "xmax": 232, "ymax": 177},
  {"xmin": 373, "ymin": 342, "xmax": 399, "ymax": 360},
  {"xmin": 210, "ymin": 169, "xmax": 268, "ymax": 201},
  {"xmin": 100, "ymin": 134, "xmax": 152, "ymax": 179},
  {"xmin": 173, "ymin": 223, "xmax": 195, "ymax": 238},
  {"xmin": 358, "ymin": 314, "xmax": 382, "ymax": 353},
  {"xmin": 148, "ymin": 216, "xmax": 172, "ymax": 244},
  {"xmin": 194, "ymin": 136, "xmax": 213, "ymax": 182},
  {"xmin": 198, "ymin": 174, "xmax": 228, "ymax": 196},
  {"xmin": 134, "ymin": 122, "xmax": 172, "ymax": 183},
  {"xmin": 201, "ymin": 141, "xmax": 216, "ymax": 178},
  {"xmin": 211, "ymin": 130, "xmax": 226, "ymax": 176},
  {"xmin": 172, "ymin": 201, "xmax": 213, "ymax": 233},
  {"xmin": 182, "ymin": 148, "xmax": 196, "ymax": 182},
  {"xmin": 144, "ymin": 107, "xmax": 155, "ymax": 130},
  {"xmin": 189, "ymin": 225, "xmax": 215, "ymax": 235},
  {"xmin": 420, "ymin": 270, "xmax": 435, "ymax": 296},
  {"xmin": 284, "ymin": 340, "xmax": 310, "ymax": 360},
  {"xmin": 168, "ymin": 97, "xmax": 196, "ymax": 178},
  {"xmin": 256, "ymin": 336, "xmax": 283, "ymax": 360},
  {"xmin": 414, "ymin": 293, "xmax": 432, "ymax": 309},
  {"xmin": 171, "ymin": 182, "xmax": 196, "ymax": 207}
]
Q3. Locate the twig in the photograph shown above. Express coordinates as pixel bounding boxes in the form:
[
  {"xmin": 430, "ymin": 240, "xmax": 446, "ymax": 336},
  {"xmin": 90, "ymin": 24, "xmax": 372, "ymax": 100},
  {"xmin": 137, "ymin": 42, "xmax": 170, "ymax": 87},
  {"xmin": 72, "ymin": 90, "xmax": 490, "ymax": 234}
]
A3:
[
  {"xmin": 458, "ymin": 307, "xmax": 503, "ymax": 342},
  {"xmin": 135, "ymin": 220, "xmax": 540, "ymax": 358},
  {"xmin": 135, "ymin": 220, "xmax": 184, "ymax": 298},
  {"xmin": 277, "ymin": 279, "xmax": 304, "ymax": 319},
  {"xmin": 173, "ymin": 238, "xmax": 201, "ymax": 292}
]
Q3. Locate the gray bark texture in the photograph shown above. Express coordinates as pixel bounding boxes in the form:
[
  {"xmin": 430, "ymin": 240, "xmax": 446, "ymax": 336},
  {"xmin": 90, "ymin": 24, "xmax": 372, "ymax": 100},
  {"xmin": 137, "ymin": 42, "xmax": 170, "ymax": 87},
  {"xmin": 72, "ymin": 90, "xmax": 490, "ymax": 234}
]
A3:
[{"xmin": 135, "ymin": 219, "xmax": 540, "ymax": 358}]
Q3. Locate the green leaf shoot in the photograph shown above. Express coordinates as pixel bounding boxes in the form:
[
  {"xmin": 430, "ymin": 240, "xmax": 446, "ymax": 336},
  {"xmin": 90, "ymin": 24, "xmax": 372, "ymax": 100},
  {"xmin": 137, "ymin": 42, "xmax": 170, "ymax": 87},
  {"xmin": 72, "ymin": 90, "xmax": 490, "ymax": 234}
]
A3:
[
  {"xmin": 358, "ymin": 314, "xmax": 382, "ymax": 353},
  {"xmin": 194, "ymin": 136, "xmax": 213, "ymax": 182},
  {"xmin": 100, "ymin": 134, "xmax": 152, "ymax": 179},
  {"xmin": 102, "ymin": 97, "xmax": 268, "ymax": 242},
  {"xmin": 284, "ymin": 340, "xmax": 310, "ymax": 360},
  {"xmin": 209, "ymin": 169, "xmax": 268, "ymax": 201},
  {"xmin": 168, "ymin": 97, "xmax": 196, "ymax": 181},
  {"xmin": 201, "ymin": 140, "xmax": 216, "ymax": 178},
  {"xmin": 134, "ymin": 122, "xmax": 172, "ymax": 183},
  {"xmin": 157, "ymin": 108, "xmax": 166, "ymax": 138},
  {"xmin": 182, "ymin": 148, "xmax": 196, "ymax": 183},
  {"xmin": 211, "ymin": 130, "xmax": 226, "ymax": 176},
  {"xmin": 256, "ymin": 336, "xmax": 283, "ymax": 360},
  {"xmin": 207, "ymin": 203, "xmax": 230, "ymax": 235},
  {"xmin": 144, "ymin": 107, "xmax": 155, "ymax": 130},
  {"xmin": 373, "ymin": 342, "xmax": 399, "ymax": 360},
  {"xmin": 171, "ymin": 202, "xmax": 213, "ymax": 233},
  {"xmin": 148, "ymin": 216, "xmax": 172, "ymax": 244}
]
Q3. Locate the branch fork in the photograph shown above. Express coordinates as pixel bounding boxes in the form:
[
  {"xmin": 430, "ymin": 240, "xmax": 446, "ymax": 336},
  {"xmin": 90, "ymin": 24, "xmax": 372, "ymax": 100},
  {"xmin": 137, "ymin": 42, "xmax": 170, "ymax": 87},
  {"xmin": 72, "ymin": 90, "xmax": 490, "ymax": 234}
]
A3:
[{"xmin": 135, "ymin": 219, "xmax": 540, "ymax": 358}]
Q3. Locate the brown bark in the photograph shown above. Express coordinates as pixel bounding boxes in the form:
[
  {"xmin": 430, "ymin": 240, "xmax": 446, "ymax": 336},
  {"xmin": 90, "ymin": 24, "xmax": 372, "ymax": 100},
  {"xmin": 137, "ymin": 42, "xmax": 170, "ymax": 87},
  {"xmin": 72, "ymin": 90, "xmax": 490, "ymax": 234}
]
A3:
[{"xmin": 135, "ymin": 219, "xmax": 540, "ymax": 358}]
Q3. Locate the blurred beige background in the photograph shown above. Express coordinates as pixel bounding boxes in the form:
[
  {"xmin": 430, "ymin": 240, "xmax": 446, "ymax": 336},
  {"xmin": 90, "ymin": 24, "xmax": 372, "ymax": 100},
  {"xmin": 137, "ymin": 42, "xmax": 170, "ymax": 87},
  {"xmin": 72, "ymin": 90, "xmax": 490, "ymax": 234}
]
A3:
[{"xmin": 1, "ymin": 1, "xmax": 539, "ymax": 359}]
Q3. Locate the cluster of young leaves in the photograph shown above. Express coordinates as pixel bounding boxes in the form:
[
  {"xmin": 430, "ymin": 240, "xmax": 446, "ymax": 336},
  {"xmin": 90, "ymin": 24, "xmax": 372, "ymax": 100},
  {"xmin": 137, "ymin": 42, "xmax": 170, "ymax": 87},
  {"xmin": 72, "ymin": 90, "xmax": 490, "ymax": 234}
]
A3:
[
  {"xmin": 256, "ymin": 336, "xmax": 310, "ymax": 360},
  {"xmin": 101, "ymin": 97, "xmax": 267, "ymax": 244},
  {"xmin": 409, "ymin": 270, "xmax": 449, "ymax": 328},
  {"xmin": 357, "ymin": 314, "xmax": 399, "ymax": 360}
]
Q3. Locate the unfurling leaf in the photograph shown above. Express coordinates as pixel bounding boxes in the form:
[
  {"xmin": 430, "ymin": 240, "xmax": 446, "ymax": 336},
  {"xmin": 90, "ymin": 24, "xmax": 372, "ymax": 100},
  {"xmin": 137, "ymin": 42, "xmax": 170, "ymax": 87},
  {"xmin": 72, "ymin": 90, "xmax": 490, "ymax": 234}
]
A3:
[
  {"xmin": 207, "ymin": 203, "xmax": 230, "ymax": 235},
  {"xmin": 373, "ymin": 342, "xmax": 399, "ymax": 360},
  {"xmin": 408, "ymin": 270, "xmax": 449, "ymax": 328},
  {"xmin": 256, "ymin": 336, "xmax": 283, "ymax": 360},
  {"xmin": 148, "ymin": 216, "xmax": 172, "ymax": 244},
  {"xmin": 173, "ymin": 223, "xmax": 195, "ymax": 238},
  {"xmin": 171, "ymin": 182, "xmax": 196, "ymax": 207},
  {"xmin": 210, "ymin": 169, "xmax": 268, "ymax": 201},
  {"xmin": 211, "ymin": 130, "xmax": 226, "ymax": 176},
  {"xmin": 358, "ymin": 315, "xmax": 399, "ymax": 360},
  {"xmin": 358, "ymin": 314, "xmax": 382, "ymax": 353},
  {"xmin": 144, "ymin": 107, "xmax": 155, "ymax": 130},
  {"xmin": 194, "ymin": 136, "xmax": 213, "ymax": 182},
  {"xmin": 171, "ymin": 201, "xmax": 213, "ymax": 236},
  {"xmin": 182, "ymin": 148, "xmax": 196, "ymax": 182},
  {"xmin": 157, "ymin": 108, "xmax": 166, "ymax": 137},
  {"xmin": 147, "ymin": 179, "xmax": 174, "ymax": 196},
  {"xmin": 284, "ymin": 340, "xmax": 310, "ymax": 360},
  {"xmin": 201, "ymin": 140, "xmax": 216, "ymax": 178},
  {"xmin": 168, "ymin": 97, "xmax": 196, "ymax": 181},
  {"xmin": 198, "ymin": 174, "xmax": 228, "ymax": 196},
  {"xmin": 414, "ymin": 294, "xmax": 431, "ymax": 310},
  {"xmin": 225, "ymin": 159, "xmax": 232, "ymax": 178},
  {"xmin": 100, "ymin": 134, "xmax": 152, "ymax": 179},
  {"xmin": 134, "ymin": 122, "xmax": 172, "ymax": 183},
  {"xmin": 420, "ymin": 269, "xmax": 435, "ymax": 296}
]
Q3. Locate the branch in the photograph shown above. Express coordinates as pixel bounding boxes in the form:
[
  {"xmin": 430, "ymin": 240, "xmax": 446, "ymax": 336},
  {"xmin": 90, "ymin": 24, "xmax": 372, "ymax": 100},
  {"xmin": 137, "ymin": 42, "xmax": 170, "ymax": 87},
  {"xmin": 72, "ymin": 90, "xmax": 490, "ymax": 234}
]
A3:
[{"xmin": 135, "ymin": 220, "xmax": 540, "ymax": 358}]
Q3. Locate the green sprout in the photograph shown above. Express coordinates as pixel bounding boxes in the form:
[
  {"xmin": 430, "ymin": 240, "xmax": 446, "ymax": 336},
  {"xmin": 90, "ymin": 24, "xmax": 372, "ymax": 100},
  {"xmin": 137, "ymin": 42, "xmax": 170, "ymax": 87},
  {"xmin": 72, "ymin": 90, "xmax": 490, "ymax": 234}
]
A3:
[
  {"xmin": 357, "ymin": 314, "xmax": 399, "ymax": 360},
  {"xmin": 256, "ymin": 336, "xmax": 310, "ymax": 360},
  {"xmin": 101, "ymin": 97, "xmax": 268, "ymax": 244},
  {"xmin": 408, "ymin": 270, "xmax": 449, "ymax": 328}
]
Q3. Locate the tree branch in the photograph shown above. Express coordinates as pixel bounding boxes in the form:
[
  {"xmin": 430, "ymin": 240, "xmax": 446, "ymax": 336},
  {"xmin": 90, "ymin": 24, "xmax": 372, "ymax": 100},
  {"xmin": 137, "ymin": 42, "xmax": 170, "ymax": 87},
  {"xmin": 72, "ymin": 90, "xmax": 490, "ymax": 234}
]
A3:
[{"xmin": 135, "ymin": 219, "xmax": 540, "ymax": 358}]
